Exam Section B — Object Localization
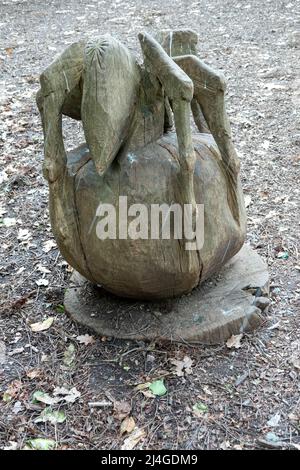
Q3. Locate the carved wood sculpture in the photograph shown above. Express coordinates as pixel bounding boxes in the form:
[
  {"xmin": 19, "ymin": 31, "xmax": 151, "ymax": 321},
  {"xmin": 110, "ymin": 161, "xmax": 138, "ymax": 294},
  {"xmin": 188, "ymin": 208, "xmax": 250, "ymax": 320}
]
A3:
[{"xmin": 37, "ymin": 30, "xmax": 246, "ymax": 299}]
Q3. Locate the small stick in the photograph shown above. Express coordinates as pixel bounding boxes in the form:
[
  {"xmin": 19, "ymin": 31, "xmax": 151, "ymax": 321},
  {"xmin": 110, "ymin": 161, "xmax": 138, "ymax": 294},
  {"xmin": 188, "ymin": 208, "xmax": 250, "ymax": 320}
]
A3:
[{"xmin": 88, "ymin": 401, "xmax": 113, "ymax": 408}]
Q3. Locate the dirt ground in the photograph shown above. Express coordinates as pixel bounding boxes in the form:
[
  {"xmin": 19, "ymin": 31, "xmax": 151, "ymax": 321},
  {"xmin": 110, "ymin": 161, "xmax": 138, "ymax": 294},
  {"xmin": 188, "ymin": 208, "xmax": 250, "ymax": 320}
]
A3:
[{"xmin": 0, "ymin": 0, "xmax": 299, "ymax": 450}]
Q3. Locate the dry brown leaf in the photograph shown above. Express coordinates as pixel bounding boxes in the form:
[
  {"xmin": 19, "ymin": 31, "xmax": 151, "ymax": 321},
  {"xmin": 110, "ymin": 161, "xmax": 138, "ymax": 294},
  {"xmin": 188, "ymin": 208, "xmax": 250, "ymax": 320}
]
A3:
[
  {"xmin": 120, "ymin": 416, "xmax": 136, "ymax": 435},
  {"xmin": 26, "ymin": 368, "xmax": 42, "ymax": 379},
  {"xmin": 121, "ymin": 427, "xmax": 145, "ymax": 450},
  {"xmin": 3, "ymin": 380, "xmax": 22, "ymax": 401},
  {"xmin": 113, "ymin": 400, "xmax": 131, "ymax": 420},
  {"xmin": 5, "ymin": 47, "xmax": 14, "ymax": 57},
  {"xmin": 134, "ymin": 382, "xmax": 151, "ymax": 391},
  {"xmin": 76, "ymin": 334, "xmax": 95, "ymax": 345},
  {"xmin": 226, "ymin": 334, "xmax": 243, "ymax": 349},
  {"xmin": 30, "ymin": 317, "xmax": 54, "ymax": 332},
  {"xmin": 170, "ymin": 356, "xmax": 194, "ymax": 376}
]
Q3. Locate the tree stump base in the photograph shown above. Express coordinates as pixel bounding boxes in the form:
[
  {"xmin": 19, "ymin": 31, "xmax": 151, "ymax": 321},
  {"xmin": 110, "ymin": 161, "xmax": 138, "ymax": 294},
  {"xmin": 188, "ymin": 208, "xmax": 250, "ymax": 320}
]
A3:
[{"xmin": 64, "ymin": 245, "xmax": 269, "ymax": 344}]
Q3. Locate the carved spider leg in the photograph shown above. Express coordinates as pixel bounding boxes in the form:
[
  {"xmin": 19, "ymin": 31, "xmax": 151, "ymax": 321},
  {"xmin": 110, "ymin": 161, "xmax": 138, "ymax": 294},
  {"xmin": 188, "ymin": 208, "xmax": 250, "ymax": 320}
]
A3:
[
  {"xmin": 173, "ymin": 55, "xmax": 240, "ymax": 176},
  {"xmin": 138, "ymin": 33, "xmax": 196, "ymax": 220},
  {"xmin": 36, "ymin": 42, "xmax": 84, "ymax": 183},
  {"xmin": 173, "ymin": 55, "xmax": 241, "ymax": 223}
]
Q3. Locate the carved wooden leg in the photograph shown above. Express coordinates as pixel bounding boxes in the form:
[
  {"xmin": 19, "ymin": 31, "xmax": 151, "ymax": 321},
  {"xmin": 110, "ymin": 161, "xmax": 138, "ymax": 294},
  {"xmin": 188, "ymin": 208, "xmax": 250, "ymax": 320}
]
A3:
[
  {"xmin": 138, "ymin": 33, "xmax": 196, "ymax": 214},
  {"xmin": 191, "ymin": 98, "xmax": 210, "ymax": 134},
  {"xmin": 173, "ymin": 54, "xmax": 240, "ymax": 177},
  {"xmin": 174, "ymin": 54, "xmax": 241, "ymax": 223}
]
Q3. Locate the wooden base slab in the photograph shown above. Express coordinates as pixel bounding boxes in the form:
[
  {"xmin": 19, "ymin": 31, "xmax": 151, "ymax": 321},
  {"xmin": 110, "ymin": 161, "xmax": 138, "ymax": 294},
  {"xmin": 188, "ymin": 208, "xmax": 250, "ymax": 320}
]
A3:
[{"xmin": 64, "ymin": 245, "xmax": 269, "ymax": 344}]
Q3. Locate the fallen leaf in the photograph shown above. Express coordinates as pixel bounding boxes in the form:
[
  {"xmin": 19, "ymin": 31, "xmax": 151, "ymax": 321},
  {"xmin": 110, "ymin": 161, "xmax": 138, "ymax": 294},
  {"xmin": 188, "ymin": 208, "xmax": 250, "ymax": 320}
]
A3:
[
  {"xmin": 113, "ymin": 400, "xmax": 131, "ymax": 420},
  {"xmin": 26, "ymin": 368, "xmax": 42, "ymax": 379},
  {"xmin": 76, "ymin": 334, "xmax": 95, "ymax": 345},
  {"xmin": 134, "ymin": 382, "xmax": 151, "ymax": 391},
  {"xmin": 121, "ymin": 427, "xmax": 145, "ymax": 450},
  {"xmin": 63, "ymin": 343, "xmax": 76, "ymax": 367},
  {"xmin": 37, "ymin": 265, "xmax": 51, "ymax": 274},
  {"xmin": 5, "ymin": 47, "xmax": 14, "ymax": 57},
  {"xmin": 53, "ymin": 386, "xmax": 81, "ymax": 403},
  {"xmin": 2, "ymin": 380, "xmax": 22, "ymax": 402},
  {"xmin": 42, "ymin": 239, "xmax": 57, "ymax": 253},
  {"xmin": 170, "ymin": 356, "xmax": 194, "ymax": 377},
  {"xmin": 202, "ymin": 385, "xmax": 213, "ymax": 396},
  {"xmin": 12, "ymin": 401, "xmax": 24, "ymax": 414},
  {"xmin": 35, "ymin": 278, "xmax": 49, "ymax": 287},
  {"xmin": 220, "ymin": 440, "xmax": 231, "ymax": 450},
  {"xmin": 149, "ymin": 379, "xmax": 167, "ymax": 397},
  {"xmin": 226, "ymin": 334, "xmax": 243, "ymax": 349},
  {"xmin": 244, "ymin": 195, "xmax": 252, "ymax": 208},
  {"xmin": 17, "ymin": 228, "xmax": 31, "ymax": 241},
  {"xmin": 2, "ymin": 217, "xmax": 16, "ymax": 227},
  {"xmin": 3, "ymin": 441, "xmax": 18, "ymax": 450},
  {"xmin": 266, "ymin": 432, "xmax": 280, "ymax": 443},
  {"xmin": 193, "ymin": 402, "xmax": 208, "ymax": 417},
  {"xmin": 120, "ymin": 416, "xmax": 136, "ymax": 435},
  {"xmin": 0, "ymin": 170, "xmax": 8, "ymax": 184},
  {"xmin": 30, "ymin": 317, "xmax": 53, "ymax": 332},
  {"xmin": 32, "ymin": 391, "xmax": 59, "ymax": 406},
  {"xmin": 35, "ymin": 408, "xmax": 66, "ymax": 425},
  {"xmin": 277, "ymin": 251, "xmax": 289, "ymax": 260},
  {"xmin": 25, "ymin": 438, "xmax": 56, "ymax": 450},
  {"xmin": 267, "ymin": 413, "xmax": 281, "ymax": 427},
  {"xmin": 8, "ymin": 347, "xmax": 24, "ymax": 356}
]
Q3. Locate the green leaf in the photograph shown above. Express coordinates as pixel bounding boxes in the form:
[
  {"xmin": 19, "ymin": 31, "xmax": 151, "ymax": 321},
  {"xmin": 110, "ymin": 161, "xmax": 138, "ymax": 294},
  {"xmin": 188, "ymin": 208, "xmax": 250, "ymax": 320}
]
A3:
[
  {"xmin": 193, "ymin": 402, "xmax": 208, "ymax": 415},
  {"xmin": 56, "ymin": 304, "xmax": 65, "ymax": 313},
  {"xmin": 26, "ymin": 438, "xmax": 56, "ymax": 450},
  {"xmin": 149, "ymin": 379, "xmax": 167, "ymax": 396},
  {"xmin": 35, "ymin": 407, "xmax": 66, "ymax": 425}
]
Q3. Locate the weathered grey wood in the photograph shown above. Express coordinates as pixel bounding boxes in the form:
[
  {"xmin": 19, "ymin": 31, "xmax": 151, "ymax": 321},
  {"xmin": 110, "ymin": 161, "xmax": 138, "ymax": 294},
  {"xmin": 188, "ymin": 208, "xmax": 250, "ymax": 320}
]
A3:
[
  {"xmin": 37, "ymin": 31, "xmax": 248, "ymax": 300},
  {"xmin": 155, "ymin": 29, "xmax": 198, "ymax": 57},
  {"xmin": 81, "ymin": 37, "xmax": 140, "ymax": 175},
  {"xmin": 173, "ymin": 55, "xmax": 241, "ymax": 223},
  {"xmin": 138, "ymin": 32, "xmax": 197, "ymax": 244},
  {"xmin": 64, "ymin": 245, "xmax": 269, "ymax": 344}
]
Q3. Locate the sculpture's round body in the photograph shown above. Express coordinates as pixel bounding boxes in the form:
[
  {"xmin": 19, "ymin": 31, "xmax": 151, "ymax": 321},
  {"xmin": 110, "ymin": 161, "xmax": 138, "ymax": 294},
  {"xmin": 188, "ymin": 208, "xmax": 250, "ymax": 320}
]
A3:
[{"xmin": 50, "ymin": 132, "xmax": 246, "ymax": 299}]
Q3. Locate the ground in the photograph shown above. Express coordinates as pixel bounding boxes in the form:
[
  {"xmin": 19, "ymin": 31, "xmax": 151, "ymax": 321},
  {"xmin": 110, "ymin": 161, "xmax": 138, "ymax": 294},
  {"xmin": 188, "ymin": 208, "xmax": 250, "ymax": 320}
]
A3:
[{"xmin": 0, "ymin": 0, "xmax": 299, "ymax": 451}]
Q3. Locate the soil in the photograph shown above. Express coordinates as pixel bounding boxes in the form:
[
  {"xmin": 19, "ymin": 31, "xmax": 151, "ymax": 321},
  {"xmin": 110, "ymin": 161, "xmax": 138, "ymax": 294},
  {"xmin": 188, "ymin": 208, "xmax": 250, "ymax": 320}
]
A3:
[{"xmin": 0, "ymin": 0, "xmax": 299, "ymax": 450}]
